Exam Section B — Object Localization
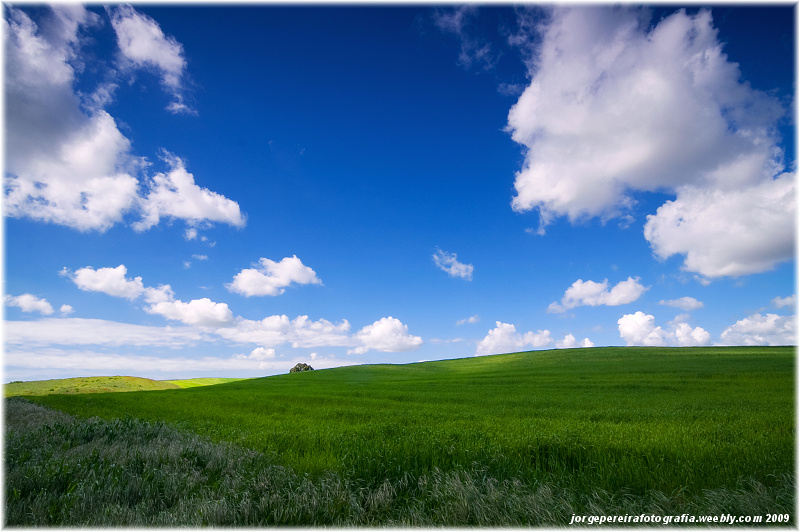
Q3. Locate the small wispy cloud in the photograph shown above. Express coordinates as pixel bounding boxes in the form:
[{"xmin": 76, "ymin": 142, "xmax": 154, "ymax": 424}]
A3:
[
  {"xmin": 659, "ymin": 297, "xmax": 704, "ymax": 312},
  {"xmin": 109, "ymin": 4, "xmax": 193, "ymax": 114},
  {"xmin": 432, "ymin": 6, "xmax": 497, "ymax": 71},
  {"xmin": 184, "ymin": 254, "xmax": 208, "ymax": 269},
  {"xmin": 433, "ymin": 248, "xmax": 473, "ymax": 281},
  {"xmin": 456, "ymin": 315, "xmax": 479, "ymax": 326},
  {"xmin": 772, "ymin": 295, "xmax": 796, "ymax": 309}
]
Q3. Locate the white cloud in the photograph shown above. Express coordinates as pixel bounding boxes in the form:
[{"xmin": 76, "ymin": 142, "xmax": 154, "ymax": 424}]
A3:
[
  {"xmin": 556, "ymin": 333, "xmax": 594, "ymax": 349},
  {"xmin": 5, "ymin": 294, "xmax": 55, "ymax": 315},
  {"xmin": 3, "ymin": 311, "xmax": 390, "ymax": 378},
  {"xmin": 617, "ymin": 312, "xmax": 670, "ymax": 346},
  {"xmin": 428, "ymin": 338, "xmax": 467, "ymax": 345},
  {"xmin": 432, "ymin": 5, "xmax": 475, "ymax": 35},
  {"xmin": 719, "ymin": 313, "xmax": 795, "ymax": 346},
  {"xmin": 644, "ymin": 175, "xmax": 795, "ymax": 278},
  {"xmin": 433, "ymin": 248, "xmax": 474, "ymax": 281},
  {"xmin": 215, "ymin": 315, "xmax": 351, "ymax": 350},
  {"xmin": 674, "ymin": 322, "xmax": 711, "ymax": 347},
  {"xmin": 183, "ymin": 253, "xmax": 209, "ymax": 269},
  {"xmin": 61, "ymin": 260, "xmax": 383, "ymax": 350},
  {"xmin": 507, "ymin": 6, "xmax": 793, "ymax": 278},
  {"xmin": 772, "ymin": 295, "xmax": 796, "ymax": 309},
  {"xmin": 134, "ymin": 152, "xmax": 246, "ymax": 232},
  {"xmin": 215, "ymin": 315, "xmax": 292, "ymax": 347},
  {"xmin": 44, "ymin": 4, "xmax": 102, "ymax": 54},
  {"xmin": 145, "ymin": 297, "xmax": 234, "ymax": 327},
  {"xmin": 456, "ymin": 314, "xmax": 480, "ymax": 326},
  {"xmin": 4, "ymin": 108, "xmax": 140, "ymax": 232},
  {"xmin": 142, "ymin": 284, "xmax": 174, "ymax": 305},
  {"xmin": 4, "ymin": 6, "xmax": 245, "ymax": 234},
  {"xmin": 68, "ymin": 265, "xmax": 145, "ymax": 300},
  {"xmin": 109, "ymin": 4, "xmax": 192, "ymax": 114},
  {"xmin": 288, "ymin": 316, "xmax": 351, "ymax": 348},
  {"xmin": 65, "ymin": 264, "xmax": 232, "ymax": 327},
  {"xmin": 349, "ymin": 317, "xmax": 423, "ymax": 355},
  {"xmin": 433, "ymin": 6, "xmax": 496, "ymax": 71},
  {"xmin": 4, "ymin": 346, "xmax": 358, "ymax": 379},
  {"xmin": 475, "ymin": 321, "xmax": 552, "ymax": 356},
  {"xmin": 5, "ymin": 318, "xmax": 209, "ymax": 348},
  {"xmin": 4, "ymin": 6, "xmax": 140, "ymax": 232},
  {"xmin": 618, "ymin": 311, "xmax": 710, "ymax": 347},
  {"xmin": 238, "ymin": 347, "xmax": 276, "ymax": 361},
  {"xmin": 548, "ymin": 277, "xmax": 647, "ymax": 313},
  {"xmin": 59, "ymin": 304, "xmax": 74, "ymax": 316},
  {"xmin": 227, "ymin": 255, "xmax": 322, "ymax": 297},
  {"xmin": 659, "ymin": 297, "xmax": 704, "ymax": 311}
]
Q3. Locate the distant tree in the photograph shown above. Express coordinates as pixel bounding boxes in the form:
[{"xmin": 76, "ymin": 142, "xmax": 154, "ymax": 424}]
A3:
[{"xmin": 289, "ymin": 363, "xmax": 314, "ymax": 373}]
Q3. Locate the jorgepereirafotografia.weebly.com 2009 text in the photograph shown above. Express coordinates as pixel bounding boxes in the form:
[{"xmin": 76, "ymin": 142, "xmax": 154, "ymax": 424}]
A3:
[{"xmin": 569, "ymin": 513, "xmax": 791, "ymax": 525}]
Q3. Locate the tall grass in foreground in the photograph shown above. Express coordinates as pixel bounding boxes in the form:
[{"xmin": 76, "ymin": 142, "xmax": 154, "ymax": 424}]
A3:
[{"xmin": 5, "ymin": 398, "xmax": 794, "ymax": 526}]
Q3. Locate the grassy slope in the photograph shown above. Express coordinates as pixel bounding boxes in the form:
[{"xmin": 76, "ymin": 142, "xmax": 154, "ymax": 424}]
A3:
[
  {"xmin": 9, "ymin": 399, "xmax": 791, "ymax": 526},
  {"xmin": 166, "ymin": 377, "xmax": 249, "ymax": 388},
  {"xmin": 4, "ymin": 376, "xmax": 181, "ymax": 396},
  {"xmin": 27, "ymin": 346, "xmax": 794, "ymax": 498}
]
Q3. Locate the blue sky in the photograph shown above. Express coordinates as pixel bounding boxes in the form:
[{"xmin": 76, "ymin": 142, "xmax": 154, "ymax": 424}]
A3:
[{"xmin": 3, "ymin": 3, "xmax": 796, "ymax": 382}]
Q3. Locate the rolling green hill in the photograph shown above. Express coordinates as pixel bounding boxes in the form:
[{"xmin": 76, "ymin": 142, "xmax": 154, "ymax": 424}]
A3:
[
  {"xmin": 166, "ymin": 377, "xmax": 249, "ymax": 388},
  {"xmin": 4, "ymin": 376, "xmax": 181, "ymax": 396},
  {"xmin": 5, "ymin": 376, "xmax": 251, "ymax": 396},
  {"xmin": 25, "ymin": 346, "xmax": 793, "ymax": 491},
  {"xmin": 7, "ymin": 346, "xmax": 795, "ymax": 525}
]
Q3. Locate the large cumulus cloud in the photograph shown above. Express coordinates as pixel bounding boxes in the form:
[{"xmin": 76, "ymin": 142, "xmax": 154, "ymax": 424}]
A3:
[{"xmin": 507, "ymin": 7, "xmax": 794, "ymax": 279}]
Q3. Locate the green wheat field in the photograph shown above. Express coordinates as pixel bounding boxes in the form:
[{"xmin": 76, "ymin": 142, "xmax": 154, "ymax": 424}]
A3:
[{"xmin": 4, "ymin": 346, "xmax": 795, "ymax": 526}]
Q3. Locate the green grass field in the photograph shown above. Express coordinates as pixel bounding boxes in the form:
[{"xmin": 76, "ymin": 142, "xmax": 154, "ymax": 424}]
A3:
[
  {"xmin": 5, "ymin": 346, "xmax": 795, "ymax": 525},
  {"xmin": 3, "ymin": 375, "xmax": 181, "ymax": 396},
  {"xmin": 4, "ymin": 376, "xmax": 249, "ymax": 396},
  {"xmin": 165, "ymin": 377, "xmax": 249, "ymax": 388}
]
